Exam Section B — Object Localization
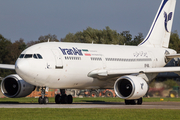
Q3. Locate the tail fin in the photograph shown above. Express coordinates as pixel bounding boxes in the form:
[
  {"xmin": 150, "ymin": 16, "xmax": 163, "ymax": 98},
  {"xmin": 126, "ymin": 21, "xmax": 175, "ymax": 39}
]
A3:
[{"xmin": 139, "ymin": 0, "xmax": 176, "ymax": 48}]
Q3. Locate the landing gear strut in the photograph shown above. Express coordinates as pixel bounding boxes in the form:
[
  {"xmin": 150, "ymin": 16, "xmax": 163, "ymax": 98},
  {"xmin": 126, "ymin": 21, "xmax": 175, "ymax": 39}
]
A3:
[
  {"xmin": 125, "ymin": 97, "xmax": 142, "ymax": 105},
  {"xmin": 55, "ymin": 89, "xmax": 73, "ymax": 104},
  {"xmin": 38, "ymin": 87, "xmax": 49, "ymax": 104}
]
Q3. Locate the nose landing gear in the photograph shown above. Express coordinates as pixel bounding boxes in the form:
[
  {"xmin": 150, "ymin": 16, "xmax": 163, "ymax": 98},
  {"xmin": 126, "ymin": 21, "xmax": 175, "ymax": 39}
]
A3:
[
  {"xmin": 55, "ymin": 89, "xmax": 73, "ymax": 104},
  {"xmin": 37, "ymin": 88, "xmax": 73, "ymax": 104},
  {"xmin": 38, "ymin": 87, "xmax": 49, "ymax": 104}
]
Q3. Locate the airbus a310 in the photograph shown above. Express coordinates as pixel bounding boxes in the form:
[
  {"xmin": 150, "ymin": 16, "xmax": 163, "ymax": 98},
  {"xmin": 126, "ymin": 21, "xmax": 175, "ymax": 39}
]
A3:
[{"xmin": 1, "ymin": 0, "xmax": 179, "ymax": 105}]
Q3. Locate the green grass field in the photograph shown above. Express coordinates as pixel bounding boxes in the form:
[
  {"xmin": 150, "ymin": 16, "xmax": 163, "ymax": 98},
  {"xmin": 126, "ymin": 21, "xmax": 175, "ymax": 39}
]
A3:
[
  {"xmin": 0, "ymin": 108, "xmax": 180, "ymax": 120},
  {"xmin": 0, "ymin": 97, "xmax": 180, "ymax": 120}
]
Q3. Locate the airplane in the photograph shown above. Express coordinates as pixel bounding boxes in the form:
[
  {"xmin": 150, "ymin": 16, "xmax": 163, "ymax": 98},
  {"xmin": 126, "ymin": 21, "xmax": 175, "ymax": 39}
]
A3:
[{"xmin": 0, "ymin": 0, "xmax": 179, "ymax": 105}]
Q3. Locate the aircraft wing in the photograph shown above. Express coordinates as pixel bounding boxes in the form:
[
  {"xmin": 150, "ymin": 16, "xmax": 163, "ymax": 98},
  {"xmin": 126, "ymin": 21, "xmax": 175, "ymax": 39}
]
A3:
[
  {"xmin": 0, "ymin": 64, "xmax": 15, "ymax": 70},
  {"xmin": 166, "ymin": 54, "xmax": 180, "ymax": 59},
  {"xmin": 88, "ymin": 67, "xmax": 180, "ymax": 78}
]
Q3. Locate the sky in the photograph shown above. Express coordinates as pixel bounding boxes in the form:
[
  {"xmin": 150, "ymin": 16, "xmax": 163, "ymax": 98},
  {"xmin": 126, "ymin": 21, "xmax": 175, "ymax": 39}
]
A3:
[{"xmin": 0, "ymin": 0, "xmax": 180, "ymax": 43}]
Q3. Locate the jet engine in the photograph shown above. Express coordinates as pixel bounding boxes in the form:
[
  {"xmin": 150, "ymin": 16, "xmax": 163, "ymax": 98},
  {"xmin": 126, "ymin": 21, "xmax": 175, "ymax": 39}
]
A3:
[
  {"xmin": 114, "ymin": 75, "xmax": 148, "ymax": 100},
  {"xmin": 1, "ymin": 74, "xmax": 35, "ymax": 98}
]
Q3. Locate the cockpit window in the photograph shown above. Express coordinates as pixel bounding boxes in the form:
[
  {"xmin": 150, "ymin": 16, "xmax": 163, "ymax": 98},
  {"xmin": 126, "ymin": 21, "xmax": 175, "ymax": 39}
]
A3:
[
  {"xmin": 37, "ymin": 54, "xmax": 43, "ymax": 59},
  {"xmin": 33, "ymin": 54, "xmax": 38, "ymax": 59},
  {"xmin": 19, "ymin": 54, "xmax": 42, "ymax": 59},
  {"xmin": 19, "ymin": 54, "xmax": 24, "ymax": 58},
  {"xmin": 24, "ymin": 54, "xmax": 32, "ymax": 58}
]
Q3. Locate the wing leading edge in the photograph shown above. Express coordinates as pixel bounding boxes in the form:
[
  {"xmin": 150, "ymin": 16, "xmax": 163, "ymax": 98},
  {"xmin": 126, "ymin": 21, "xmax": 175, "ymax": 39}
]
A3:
[
  {"xmin": 166, "ymin": 54, "xmax": 180, "ymax": 59},
  {"xmin": 88, "ymin": 67, "xmax": 180, "ymax": 78},
  {"xmin": 0, "ymin": 64, "xmax": 15, "ymax": 70}
]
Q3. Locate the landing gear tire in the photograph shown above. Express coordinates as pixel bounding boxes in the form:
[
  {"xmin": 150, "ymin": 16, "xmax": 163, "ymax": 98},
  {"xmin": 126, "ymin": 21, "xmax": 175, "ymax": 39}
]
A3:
[
  {"xmin": 125, "ymin": 98, "xmax": 143, "ymax": 105},
  {"xmin": 125, "ymin": 100, "xmax": 136, "ymax": 105},
  {"xmin": 38, "ymin": 96, "xmax": 43, "ymax": 104},
  {"xmin": 55, "ymin": 94, "xmax": 73, "ymax": 104},
  {"xmin": 38, "ymin": 87, "xmax": 49, "ymax": 104},
  {"xmin": 125, "ymin": 99, "xmax": 130, "ymax": 105},
  {"xmin": 137, "ymin": 97, "xmax": 143, "ymax": 105},
  {"xmin": 67, "ymin": 95, "xmax": 73, "ymax": 104},
  {"xmin": 44, "ymin": 97, "xmax": 49, "ymax": 104},
  {"xmin": 38, "ymin": 96, "xmax": 49, "ymax": 104},
  {"xmin": 55, "ymin": 94, "xmax": 61, "ymax": 104},
  {"xmin": 61, "ymin": 94, "xmax": 68, "ymax": 104}
]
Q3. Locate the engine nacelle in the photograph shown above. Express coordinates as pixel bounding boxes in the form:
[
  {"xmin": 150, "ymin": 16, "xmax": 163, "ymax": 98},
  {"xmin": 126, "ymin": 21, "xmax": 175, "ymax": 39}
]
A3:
[
  {"xmin": 114, "ymin": 75, "xmax": 148, "ymax": 100},
  {"xmin": 1, "ymin": 74, "xmax": 35, "ymax": 98}
]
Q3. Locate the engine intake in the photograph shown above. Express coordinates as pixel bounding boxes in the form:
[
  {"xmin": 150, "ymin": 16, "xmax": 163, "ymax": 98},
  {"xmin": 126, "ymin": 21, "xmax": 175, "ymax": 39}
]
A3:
[
  {"xmin": 114, "ymin": 75, "xmax": 148, "ymax": 100},
  {"xmin": 1, "ymin": 74, "xmax": 35, "ymax": 98}
]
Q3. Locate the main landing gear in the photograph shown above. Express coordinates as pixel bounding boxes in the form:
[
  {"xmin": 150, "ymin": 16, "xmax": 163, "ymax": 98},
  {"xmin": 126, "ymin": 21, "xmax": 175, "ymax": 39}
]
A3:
[
  {"xmin": 55, "ymin": 89, "xmax": 73, "ymax": 104},
  {"xmin": 38, "ymin": 87, "xmax": 49, "ymax": 104},
  {"xmin": 125, "ymin": 97, "xmax": 143, "ymax": 105}
]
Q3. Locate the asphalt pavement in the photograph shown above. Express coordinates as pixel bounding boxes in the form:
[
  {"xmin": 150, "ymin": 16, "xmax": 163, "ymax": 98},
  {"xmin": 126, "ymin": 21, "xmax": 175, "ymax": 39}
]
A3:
[{"xmin": 0, "ymin": 102, "xmax": 180, "ymax": 109}]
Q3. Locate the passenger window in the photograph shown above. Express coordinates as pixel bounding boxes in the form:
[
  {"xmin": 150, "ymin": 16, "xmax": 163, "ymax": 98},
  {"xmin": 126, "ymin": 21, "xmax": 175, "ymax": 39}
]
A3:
[
  {"xmin": 19, "ymin": 54, "xmax": 24, "ymax": 58},
  {"xmin": 33, "ymin": 54, "xmax": 38, "ymax": 59},
  {"xmin": 24, "ymin": 54, "xmax": 32, "ymax": 58},
  {"xmin": 37, "ymin": 54, "xmax": 43, "ymax": 59}
]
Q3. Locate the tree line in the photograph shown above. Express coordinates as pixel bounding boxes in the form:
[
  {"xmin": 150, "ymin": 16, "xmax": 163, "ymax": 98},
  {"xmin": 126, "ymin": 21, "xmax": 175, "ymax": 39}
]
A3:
[
  {"xmin": 0, "ymin": 26, "xmax": 180, "ymax": 77},
  {"xmin": 61, "ymin": 26, "xmax": 144, "ymax": 45}
]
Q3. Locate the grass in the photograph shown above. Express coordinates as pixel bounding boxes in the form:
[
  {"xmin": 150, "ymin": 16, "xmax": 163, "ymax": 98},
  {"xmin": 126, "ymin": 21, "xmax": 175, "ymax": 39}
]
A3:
[
  {"xmin": 0, "ymin": 108, "xmax": 180, "ymax": 120},
  {"xmin": 1, "ymin": 97, "xmax": 180, "ymax": 120},
  {"xmin": 0, "ymin": 97, "xmax": 180, "ymax": 103}
]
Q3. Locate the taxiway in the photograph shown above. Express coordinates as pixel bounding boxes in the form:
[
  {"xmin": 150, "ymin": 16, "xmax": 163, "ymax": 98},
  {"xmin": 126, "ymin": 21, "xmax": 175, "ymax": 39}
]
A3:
[{"xmin": 0, "ymin": 102, "xmax": 180, "ymax": 109}]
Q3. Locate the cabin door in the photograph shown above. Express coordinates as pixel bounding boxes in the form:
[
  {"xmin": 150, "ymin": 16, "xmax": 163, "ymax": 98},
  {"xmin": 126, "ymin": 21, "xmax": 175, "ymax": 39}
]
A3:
[{"xmin": 51, "ymin": 49, "xmax": 63, "ymax": 69}]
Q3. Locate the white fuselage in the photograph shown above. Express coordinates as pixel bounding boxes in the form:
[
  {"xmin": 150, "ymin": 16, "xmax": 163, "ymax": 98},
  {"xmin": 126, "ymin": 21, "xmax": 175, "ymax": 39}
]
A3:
[{"xmin": 15, "ymin": 42, "xmax": 176, "ymax": 89}]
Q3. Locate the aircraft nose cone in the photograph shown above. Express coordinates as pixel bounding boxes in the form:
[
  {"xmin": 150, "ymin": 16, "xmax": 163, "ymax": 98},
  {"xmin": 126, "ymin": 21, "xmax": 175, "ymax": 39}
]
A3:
[{"xmin": 15, "ymin": 60, "xmax": 30, "ymax": 76}]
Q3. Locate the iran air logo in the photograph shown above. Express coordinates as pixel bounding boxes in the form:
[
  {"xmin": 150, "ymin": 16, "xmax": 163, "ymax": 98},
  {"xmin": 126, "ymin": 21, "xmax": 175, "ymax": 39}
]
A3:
[
  {"xmin": 164, "ymin": 11, "xmax": 173, "ymax": 32},
  {"xmin": 59, "ymin": 47, "xmax": 83, "ymax": 56},
  {"xmin": 59, "ymin": 47, "xmax": 91, "ymax": 56}
]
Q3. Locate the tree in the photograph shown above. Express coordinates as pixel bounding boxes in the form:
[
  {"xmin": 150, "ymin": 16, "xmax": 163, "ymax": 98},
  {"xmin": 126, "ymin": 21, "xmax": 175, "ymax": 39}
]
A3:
[
  {"xmin": 38, "ymin": 34, "xmax": 59, "ymax": 42},
  {"xmin": 0, "ymin": 34, "xmax": 12, "ymax": 64},
  {"xmin": 163, "ymin": 79, "xmax": 178, "ymax": 89},
  {"xmin": 5, "ymin": 38, "xmax": 26, "ymax": 64},
  {"xmin": 120, "ymin": 31, "xmax": 132, "ymax": 45},
  {"xmin": 0, "ymin": 34, "xmax": 15, "ymax": 77},
  {"xmin": 27, "ymin": 34, "xmax": 59, "ymax": 47},
  {"xmin": 169, "ymin": 31, "xmax": 180, "ymax": 53},
  {"xmin": 62, "ymin": 26, "xmax": 126, "ymax": 45},
  {"xmin": 131, "ymin": 33, "xmax": 144, "ymax": 45}
]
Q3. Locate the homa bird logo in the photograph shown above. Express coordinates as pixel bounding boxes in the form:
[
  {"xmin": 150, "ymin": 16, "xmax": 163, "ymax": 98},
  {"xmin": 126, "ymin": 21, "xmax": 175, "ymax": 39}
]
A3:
[
  {"xmin": 164, "ymin": 11, "xmax": 173, "ymax": 32},
  {"xmin": 140, "ymin": 83, "xmax": 144, "ymax": 90}
]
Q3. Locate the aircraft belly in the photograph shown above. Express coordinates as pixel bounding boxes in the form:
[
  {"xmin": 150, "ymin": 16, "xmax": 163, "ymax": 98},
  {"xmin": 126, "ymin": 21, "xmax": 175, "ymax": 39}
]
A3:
[
  {"xmin": 42, "ymin": 66, "xmax": 115, "ymax": 89},
  {"xmin": 46, "ymin": 77, "xmax": 115, "ymax": 89}
]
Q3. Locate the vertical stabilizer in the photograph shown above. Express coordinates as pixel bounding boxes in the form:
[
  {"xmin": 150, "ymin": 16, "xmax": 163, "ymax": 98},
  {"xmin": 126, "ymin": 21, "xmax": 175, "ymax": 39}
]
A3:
[{"xmin": 139, "ymin": 0, "xmax": 176, "ymax": 48}]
